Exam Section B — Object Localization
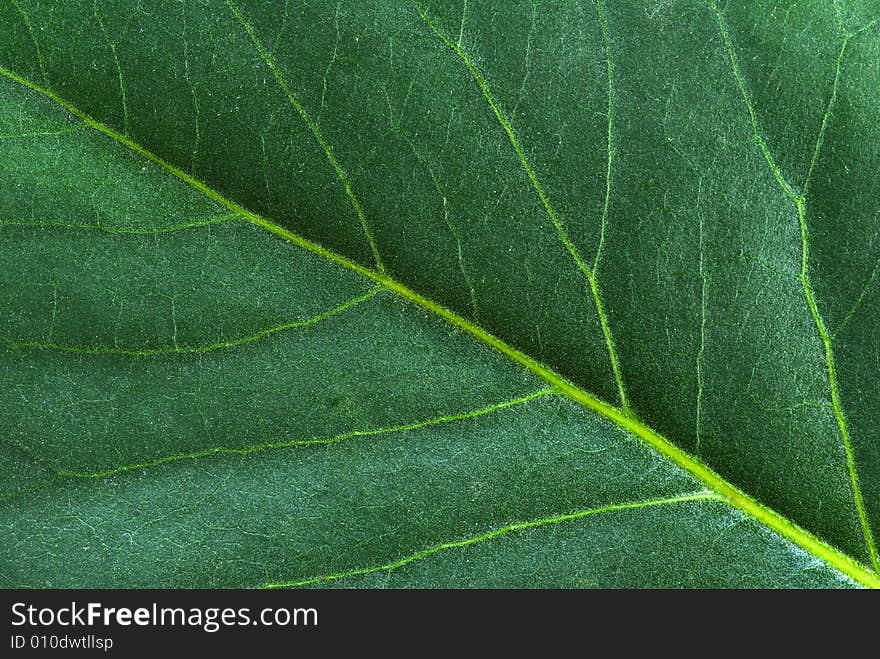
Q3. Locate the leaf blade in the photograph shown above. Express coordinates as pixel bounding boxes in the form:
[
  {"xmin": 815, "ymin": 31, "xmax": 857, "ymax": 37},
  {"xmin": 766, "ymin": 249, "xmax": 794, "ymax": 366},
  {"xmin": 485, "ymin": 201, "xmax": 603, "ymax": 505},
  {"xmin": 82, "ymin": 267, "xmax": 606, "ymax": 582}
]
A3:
[{"xmin": 2, "ymin": 0, "xmax": 878, "ymax": 588}]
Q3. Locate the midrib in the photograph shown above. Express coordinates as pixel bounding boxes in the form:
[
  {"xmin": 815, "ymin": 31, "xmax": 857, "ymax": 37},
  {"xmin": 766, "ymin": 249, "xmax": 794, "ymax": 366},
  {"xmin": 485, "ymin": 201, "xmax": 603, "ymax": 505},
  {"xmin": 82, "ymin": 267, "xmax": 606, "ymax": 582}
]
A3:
[{"xmin": 2, "ymin": 64, "xmax": 878, "ymax": 589}]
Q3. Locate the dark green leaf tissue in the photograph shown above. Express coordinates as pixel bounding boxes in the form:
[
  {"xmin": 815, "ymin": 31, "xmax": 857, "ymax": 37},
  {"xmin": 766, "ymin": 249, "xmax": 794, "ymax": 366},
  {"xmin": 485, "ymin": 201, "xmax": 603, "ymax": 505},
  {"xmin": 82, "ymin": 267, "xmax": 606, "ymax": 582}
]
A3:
[{"xmin": 1, "ymin": 0, "xmax": 879, "ymax": 588}]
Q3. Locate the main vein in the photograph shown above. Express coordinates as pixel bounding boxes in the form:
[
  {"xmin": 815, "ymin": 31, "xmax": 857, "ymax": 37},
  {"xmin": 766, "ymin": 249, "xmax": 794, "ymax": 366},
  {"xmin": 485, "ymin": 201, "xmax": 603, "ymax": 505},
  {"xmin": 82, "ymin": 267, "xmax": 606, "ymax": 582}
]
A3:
[
  {"xmin": 1, "ymin": 64, "xmax": 877, "ymax": 588},
  {"xmin": 411, "ymin": 1, "xmax": 630, "ymax": 414},
  {"xmin": 708, "ymin": 3, "xmax": 878, "ymax": 572},
  {"xmin": 261, "ymin": 491, "xmax": 721, "ymax": 588},
  {"xmin": 225, "ymin": 0, "xmax": 385, "ymax": 273}
]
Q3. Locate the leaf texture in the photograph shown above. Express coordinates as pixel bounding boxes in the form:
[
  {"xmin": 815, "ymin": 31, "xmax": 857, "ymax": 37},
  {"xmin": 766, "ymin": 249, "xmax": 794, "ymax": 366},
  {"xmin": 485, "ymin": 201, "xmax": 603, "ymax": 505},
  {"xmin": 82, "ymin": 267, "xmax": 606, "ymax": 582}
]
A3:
[{"xmin": 1, "ymin": 0, "xmax": 879, "ymax": 588}]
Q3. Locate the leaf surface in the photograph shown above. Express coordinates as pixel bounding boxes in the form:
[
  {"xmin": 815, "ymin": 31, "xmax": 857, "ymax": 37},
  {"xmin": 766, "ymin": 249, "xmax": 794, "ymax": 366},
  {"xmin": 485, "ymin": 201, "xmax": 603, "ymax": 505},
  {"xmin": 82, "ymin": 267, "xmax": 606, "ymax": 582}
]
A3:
[{"xmin": 1, "ymin": 0, "xmax": 878, "ymax": 587}]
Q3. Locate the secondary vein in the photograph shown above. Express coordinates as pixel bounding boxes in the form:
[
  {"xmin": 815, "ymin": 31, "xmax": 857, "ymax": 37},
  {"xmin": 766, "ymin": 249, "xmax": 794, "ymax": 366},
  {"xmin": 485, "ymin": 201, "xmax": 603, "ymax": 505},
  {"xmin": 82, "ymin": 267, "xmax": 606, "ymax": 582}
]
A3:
[
  {"xmin": 708, "ymin": 4, "xmax": 878, "ymax": 571},
  {"xmin": 593, "ymin": 0, "xmax": 614, "ymax": 274},
  {"xmin": 260, "ymin": 491, "xmax": 722, "ymax": 588},
  {"xmin": 0, "ymin": 212, "xmax": 240, "ymax": 235},
  {"xmin": 10, "ymin": 287, "xmax": 381, "ymax": 357},
  {"xmin": 797, "ymin": 202, "xmax": 879, "ymax": 572},
  {"xmin": 92, "ymin": 0, "xmax": 129, "ymax": 136},
  {"xmin": 8, "ymin": 0, "xmax": 48, "ymax": 88},
  {"xmin": 2, "ymin": 63, "xmax": 877, "ymax": 588},
  {"xmin": 832, "ymin": 258, "xmax": 880, "ymax": 341},
  {"xmin": 14, "ymin": 389, "xmax": 554, "ymax": 480},
  {"xmin": 707, "ymin": 1, "xmax": 797, "ymax": 201},
  {"xmin": 412, "ymin": 1, "xmax": 630, "ymax": 414},
  {"xmin": 225, "ymin": 0, "xmax": 385, "ymax": 273}
]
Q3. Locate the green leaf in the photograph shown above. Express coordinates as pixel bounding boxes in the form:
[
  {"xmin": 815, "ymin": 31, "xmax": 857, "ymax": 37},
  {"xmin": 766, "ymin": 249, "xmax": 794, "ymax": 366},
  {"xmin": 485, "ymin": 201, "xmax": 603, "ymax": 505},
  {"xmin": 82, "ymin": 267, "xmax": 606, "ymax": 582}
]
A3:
[{"xmin": 1, "ymin": 0, "xmax": 878, "ymax": 588}]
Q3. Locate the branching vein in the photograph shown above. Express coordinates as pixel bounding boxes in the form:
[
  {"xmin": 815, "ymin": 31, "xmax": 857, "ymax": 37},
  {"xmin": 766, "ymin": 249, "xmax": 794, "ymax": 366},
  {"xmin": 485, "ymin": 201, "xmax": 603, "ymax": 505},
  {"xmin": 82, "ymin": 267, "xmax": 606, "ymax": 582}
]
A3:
[
  {"xmin": 387, "ymin": 112, "xmax": 480, "ymax": 319},
  {"xmin": 696, "ymin": 179, "xmax": 707, "ymax": 457},
  {"xmin": 180, "ymin": 0, "xmax": 201, "ymax": 173},
  {"xmin": 13, "ymin": 389, "xmax": 554, "ymax": 480},
  {"xmin": 260, "ymin": 491, "xmax": 721, "ymax": 587},
  {"xmin": 708, "ymin": 2, "xmax": 878, "ymax": 571},
  {"xmin": 707, "ymin": 1, "xmax": 797, "ymax": 201},
  {"xmin": 802, "ymin": 34, "xmax": 847, "ymax": 198},
  {"xmin": 832, "ymin": 258, "xmax": 880, "ymax": 341},
  {"xmin": 92, "ymin": 0, "xmax": 129, "ymax": 135},
  {"xmin": 8, "ymin": 0, "xmax": 48, "ymax": 88},
  {"xmin": 225, "ymin": 0, "xmax": 385, "ymax": 272},
  {"xmin": 0, "ymin": 212, "xmax": 239, "ymax": 235},
  {"xmin": 796, "ymin": 200, "xmax": 878, "ymax": 572},
  {"xmin": 10, "ymin": 287, "xmax": 380, "ymax": 357},
  {"xmin": 593, "ymin": 0, "xmax": 614, "ymax": 274},
  {"xmin": 412, "ymin": 0, "xmax": 630, "ymax": 413}
]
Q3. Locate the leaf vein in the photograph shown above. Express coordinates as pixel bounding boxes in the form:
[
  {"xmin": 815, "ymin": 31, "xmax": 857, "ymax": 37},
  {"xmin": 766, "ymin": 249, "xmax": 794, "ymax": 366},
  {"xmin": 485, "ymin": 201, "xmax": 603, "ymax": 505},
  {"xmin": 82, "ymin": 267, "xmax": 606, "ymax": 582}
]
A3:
[
  {"xmin": 797, "ymin": 198, "xmax": 878, "ymax": 571},
  {"xmin": 0, "ymin": 212, "xmax": 240, "ymax": 235},
  {"xmin": 593, "ymin": 0, "xmax": 614, "ymax": 274},
  {"xmin": 385, "ymin": 109, "xmax": 480, "ymax": 320},
  {"xmin": 8, "ymin": 0, "xmax": 48, "ymax": 88},
  {"xmin": 707, "ymin": 1, "xmax": 798, "ymax": 201},
  {"xmin": 709, "ymin": 0, "xmax": 878, "ymax": 572},
  {"xmin": 259, "ymin": 492, "xmax": 722, "ymax": 588},
  {"xmin": 92, "ymin": 0, "xmax": 129, "ymax": 136},
  {"xmin": 9, "ymin": 287, "xmax": 381, "ymax": 357},
  {"xmin": 7, "ymin": 389, "xmax": 554, "ymax": 481},
  {"xmin": 225, "ymin": 0, "xmax": 385, "ymax": 272},
  {"xmin": 412, "ymin": 0, "xmax": 630, "ymax": 413},
  {"xmin": 832, "ymin": 257, "xmax": 880, "ymax": 342}
]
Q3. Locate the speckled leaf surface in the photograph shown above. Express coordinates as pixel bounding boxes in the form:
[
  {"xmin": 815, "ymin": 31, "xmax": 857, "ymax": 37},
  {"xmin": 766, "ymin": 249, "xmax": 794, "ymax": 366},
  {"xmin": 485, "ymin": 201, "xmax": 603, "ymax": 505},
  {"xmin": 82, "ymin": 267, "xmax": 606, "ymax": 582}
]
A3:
[{"xmin": 1, "ymin": 1, "xmax": 878, "ymax": 588}]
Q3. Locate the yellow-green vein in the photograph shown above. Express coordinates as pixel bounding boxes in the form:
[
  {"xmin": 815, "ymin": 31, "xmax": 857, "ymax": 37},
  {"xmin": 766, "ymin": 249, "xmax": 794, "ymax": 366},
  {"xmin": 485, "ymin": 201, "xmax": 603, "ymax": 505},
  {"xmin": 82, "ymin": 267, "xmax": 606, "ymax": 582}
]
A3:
[
  {"xmin": 0, "ymin": 212, "xmax": 240, "ymax": 235},
  {"xmin": 260, "ymin": 491, "xmax": 722, "ymax": 587},
  {"xmin": 10, "ymin": 287, "xmax": 381, "ymax": 357},
  {"xmin": 412, "ymin": 0, "xmax": 630, "ymax": 414},
  {"xmin": 796, "ymin": 200, "xmax": 878, "ymax": 572},
  {"xmin": 708, "ymin": 3, "xmax": 877, "ymax": 571},
  {"xmin": 225, "ymin": 0, "xmax": 385, "ymax": 273},
  {"xmin": 31, "ymin": 389, "xmax": 554, "ymax": 479},
  {"xmin": 793, "ymin": 19, "xmax": 876, "ymax": 573}
]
